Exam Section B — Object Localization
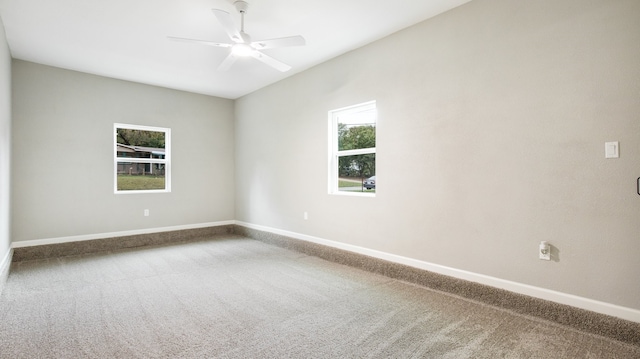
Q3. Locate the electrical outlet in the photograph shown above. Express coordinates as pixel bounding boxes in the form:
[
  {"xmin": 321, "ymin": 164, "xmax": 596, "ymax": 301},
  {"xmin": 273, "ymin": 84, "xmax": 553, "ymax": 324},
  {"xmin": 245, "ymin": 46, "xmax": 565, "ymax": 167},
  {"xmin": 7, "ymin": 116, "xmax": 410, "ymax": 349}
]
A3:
[
  {"xmin": 539, "ymin": 241, "xmax": 550, "ymax": 260},
  {"xmin": 144, "ymin": 209, "xmax": 149, "ymax": 217},
  {"xmin": 303, "ymin": 211, "xmax": 308, "ymax": 220}
]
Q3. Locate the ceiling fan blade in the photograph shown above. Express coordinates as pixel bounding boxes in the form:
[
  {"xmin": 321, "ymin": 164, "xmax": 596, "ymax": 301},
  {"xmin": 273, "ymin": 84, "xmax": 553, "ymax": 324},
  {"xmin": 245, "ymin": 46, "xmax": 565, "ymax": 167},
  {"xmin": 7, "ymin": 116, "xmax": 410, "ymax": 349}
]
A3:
[
  {"xmin": 217, "ymin": 53, "xmax": 238, "ymax": 71},
  {"xmin": 212, "ymin": 9, "xmax": 243, "ymax": 43},
  {"xmin": 167, "ymin": 36, "xmax": 232, "ymax": 48},
  {"xmin": 252, "ymin": 35, "xmax": 306, "ymax": 50},
  {"xmin": 251, "ymin": 51, "xmax": 292, "ymax": 72}
]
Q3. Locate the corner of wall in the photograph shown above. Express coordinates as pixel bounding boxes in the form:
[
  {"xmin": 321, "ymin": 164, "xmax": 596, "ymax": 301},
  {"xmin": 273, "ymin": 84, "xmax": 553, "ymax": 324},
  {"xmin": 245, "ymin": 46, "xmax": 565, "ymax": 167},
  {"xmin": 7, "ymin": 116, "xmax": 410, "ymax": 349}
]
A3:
[{"xmin": 0, "ymin": 12, "xmax": 13, "ymax": 294}]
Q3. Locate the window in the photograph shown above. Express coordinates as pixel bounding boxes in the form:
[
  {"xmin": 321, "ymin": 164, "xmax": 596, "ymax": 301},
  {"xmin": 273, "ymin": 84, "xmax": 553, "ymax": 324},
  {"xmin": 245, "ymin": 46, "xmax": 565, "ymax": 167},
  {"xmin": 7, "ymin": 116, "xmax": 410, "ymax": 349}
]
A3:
[
  {"xmin": 114, "ymin": 123, "xmax": 171, "ymax": 193},
  {"xmin": 328, "ymin": 101, "xmax": 376, "ymax": 195}
]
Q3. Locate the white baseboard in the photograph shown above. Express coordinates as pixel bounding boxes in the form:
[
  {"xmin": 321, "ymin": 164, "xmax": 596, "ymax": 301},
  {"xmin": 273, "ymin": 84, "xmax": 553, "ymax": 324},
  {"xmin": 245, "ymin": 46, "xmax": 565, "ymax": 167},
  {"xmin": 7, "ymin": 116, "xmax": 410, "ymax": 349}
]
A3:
[
  {"xmin": 0, "ymin": 247, "xmax": 11, "ymax": 273},
  {"xmin": 236, "ymin": 221, "xmax": 640, "ymax": 324},
  {"xmin": 0, "ymin": 247, "xmax": 12, "ymax": 293},
  {"xmin": 11, "ymin": 221, "xmax": 235, "ymax": 249}
]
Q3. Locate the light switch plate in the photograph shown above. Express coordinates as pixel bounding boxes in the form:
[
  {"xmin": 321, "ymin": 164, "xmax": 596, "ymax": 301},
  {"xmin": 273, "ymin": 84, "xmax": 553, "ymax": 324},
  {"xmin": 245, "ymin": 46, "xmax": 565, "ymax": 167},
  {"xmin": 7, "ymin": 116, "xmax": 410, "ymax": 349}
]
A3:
[{"xmin": 605, "ymin": 141, "xmax": 619, "ymax": 158}]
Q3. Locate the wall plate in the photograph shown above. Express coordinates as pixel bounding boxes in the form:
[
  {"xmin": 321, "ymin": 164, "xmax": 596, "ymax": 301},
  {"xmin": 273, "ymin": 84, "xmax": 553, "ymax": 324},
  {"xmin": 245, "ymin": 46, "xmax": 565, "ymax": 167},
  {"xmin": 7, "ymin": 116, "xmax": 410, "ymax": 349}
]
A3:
[{"xmin": 605, "ymin": 141, "xmax": 619, "ymax": 158}]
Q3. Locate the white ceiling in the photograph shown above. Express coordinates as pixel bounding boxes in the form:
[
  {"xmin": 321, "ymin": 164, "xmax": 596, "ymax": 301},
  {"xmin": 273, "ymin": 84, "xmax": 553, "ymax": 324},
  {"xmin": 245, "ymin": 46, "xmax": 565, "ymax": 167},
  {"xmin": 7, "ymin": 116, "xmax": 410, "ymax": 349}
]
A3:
[{"xmin": 0, "ymin": 0, "xmax": 471, "ymax": 99}]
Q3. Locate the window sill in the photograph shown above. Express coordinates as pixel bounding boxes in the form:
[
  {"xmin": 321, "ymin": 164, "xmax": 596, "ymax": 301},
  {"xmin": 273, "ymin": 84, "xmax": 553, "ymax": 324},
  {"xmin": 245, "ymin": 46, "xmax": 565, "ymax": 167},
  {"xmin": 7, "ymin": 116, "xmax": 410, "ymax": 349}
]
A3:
[{"xmin": 329, "ymin": 191, "xmax": 375, "ymax": 197}]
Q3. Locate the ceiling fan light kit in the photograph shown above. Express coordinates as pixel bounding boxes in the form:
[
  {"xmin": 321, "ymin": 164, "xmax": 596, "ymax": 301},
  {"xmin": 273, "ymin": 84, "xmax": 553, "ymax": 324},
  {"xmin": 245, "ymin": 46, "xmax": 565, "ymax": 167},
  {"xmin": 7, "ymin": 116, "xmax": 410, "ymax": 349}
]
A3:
[
  {"xmin": 232, "ymin": 43, "xmax": 253, "ymax": 57},
  {"xmin": 169, "ymin": 0, "xmax": 305, "ymax": 72}
]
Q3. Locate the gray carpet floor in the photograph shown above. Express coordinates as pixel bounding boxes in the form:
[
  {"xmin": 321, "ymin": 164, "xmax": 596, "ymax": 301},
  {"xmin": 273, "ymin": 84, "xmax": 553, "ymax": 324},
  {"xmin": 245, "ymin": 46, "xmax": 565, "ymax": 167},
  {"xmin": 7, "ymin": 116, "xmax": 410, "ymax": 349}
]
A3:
[{"xmin": 1, "ymin": 235, "xmax": 638, "ymax": 358}]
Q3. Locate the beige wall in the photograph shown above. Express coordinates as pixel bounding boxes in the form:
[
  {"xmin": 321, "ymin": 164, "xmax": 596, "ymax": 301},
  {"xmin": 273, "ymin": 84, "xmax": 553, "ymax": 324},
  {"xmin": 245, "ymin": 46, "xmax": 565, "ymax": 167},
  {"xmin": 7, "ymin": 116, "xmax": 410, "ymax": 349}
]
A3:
[
  {"xmin": 235, "ymin": 0, "xmax": 640, "ymax": 310},
  {"xmin": 11, "ymin": 61, "xmax": 235, "ymax": 242},
  {"xmin": 0, "ymin": 16, "xmax": 11, "ymax": 270}
]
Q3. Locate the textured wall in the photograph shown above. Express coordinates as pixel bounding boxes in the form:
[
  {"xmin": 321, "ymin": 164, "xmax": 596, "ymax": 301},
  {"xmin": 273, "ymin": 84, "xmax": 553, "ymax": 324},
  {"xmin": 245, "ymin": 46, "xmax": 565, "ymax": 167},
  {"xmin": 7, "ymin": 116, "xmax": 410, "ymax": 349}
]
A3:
[
  {"xmin": 11, "ymin": 61, "xmax": 235, "ymax": 242},
  {"xmin": 0, "ymin": 17, "xmax": 12, "ymax": 275},
  {"xmin": 235, "ymin": 0, "xmax": 640, "ymax": 310}
]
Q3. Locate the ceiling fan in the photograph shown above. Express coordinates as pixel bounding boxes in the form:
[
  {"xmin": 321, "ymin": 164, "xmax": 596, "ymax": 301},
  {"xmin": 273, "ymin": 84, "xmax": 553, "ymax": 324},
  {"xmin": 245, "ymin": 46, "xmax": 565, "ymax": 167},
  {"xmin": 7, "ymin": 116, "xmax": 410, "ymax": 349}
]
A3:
[{"xmin": 169, "ymin": 0, "xmax": 305, "ymax": 72}]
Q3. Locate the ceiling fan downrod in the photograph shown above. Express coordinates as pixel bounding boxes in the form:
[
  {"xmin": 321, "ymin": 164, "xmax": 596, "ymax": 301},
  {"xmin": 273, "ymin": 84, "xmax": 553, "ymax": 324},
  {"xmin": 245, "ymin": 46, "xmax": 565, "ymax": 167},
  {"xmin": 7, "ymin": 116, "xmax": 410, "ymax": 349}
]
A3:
[{"xmin": 234, "ymin": 1, "xmax": 249, "ymax": 33}]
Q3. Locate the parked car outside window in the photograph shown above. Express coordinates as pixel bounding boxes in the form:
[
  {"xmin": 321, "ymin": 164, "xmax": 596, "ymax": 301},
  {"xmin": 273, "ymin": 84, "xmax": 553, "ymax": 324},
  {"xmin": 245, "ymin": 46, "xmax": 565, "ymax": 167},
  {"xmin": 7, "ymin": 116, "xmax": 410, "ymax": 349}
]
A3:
[{"xmin": 363, "ymin": 176, "xmax": 376, "ymax": 190}]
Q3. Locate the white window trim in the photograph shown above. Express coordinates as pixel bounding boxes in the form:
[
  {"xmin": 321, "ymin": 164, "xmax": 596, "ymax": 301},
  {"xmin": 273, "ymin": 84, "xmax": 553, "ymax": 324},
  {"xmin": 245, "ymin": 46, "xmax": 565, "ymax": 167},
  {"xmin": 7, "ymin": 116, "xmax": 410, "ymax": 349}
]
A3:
[
  {"xmin": 114, "ymin": 123, "xmax": 171, "ymax": 194},
  {"xmin": 328, "ymin": 101, "xmax": 376, "ymax": 196}
]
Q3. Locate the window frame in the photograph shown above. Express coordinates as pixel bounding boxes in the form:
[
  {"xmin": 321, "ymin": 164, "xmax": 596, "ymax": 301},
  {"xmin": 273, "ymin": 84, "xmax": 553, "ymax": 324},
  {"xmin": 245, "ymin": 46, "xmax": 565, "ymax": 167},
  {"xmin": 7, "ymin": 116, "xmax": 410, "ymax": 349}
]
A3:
[
  {"xmin": 328, "ymin": 100, "xmax": 377, "ymax": 196},
  {"xmin": 114, "ymin": 123, "xmax": 171, "ymax": 194}
]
